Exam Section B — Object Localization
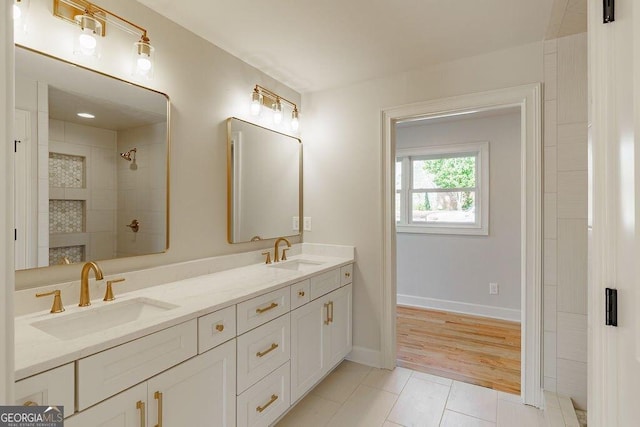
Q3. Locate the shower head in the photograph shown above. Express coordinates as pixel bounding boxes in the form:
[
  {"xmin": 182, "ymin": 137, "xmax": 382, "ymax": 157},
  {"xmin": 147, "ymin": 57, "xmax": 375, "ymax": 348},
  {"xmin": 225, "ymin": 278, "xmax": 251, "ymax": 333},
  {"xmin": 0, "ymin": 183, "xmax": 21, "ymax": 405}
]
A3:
[{"xmin": 120, "ymin": 148, "xmax": 137, "ymax": 161}]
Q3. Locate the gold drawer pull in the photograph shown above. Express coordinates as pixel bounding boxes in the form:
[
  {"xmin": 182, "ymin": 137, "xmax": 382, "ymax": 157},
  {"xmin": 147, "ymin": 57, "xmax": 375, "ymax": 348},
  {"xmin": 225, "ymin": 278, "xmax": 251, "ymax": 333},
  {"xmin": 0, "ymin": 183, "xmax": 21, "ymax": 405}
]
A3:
[
  {"xmin": 23, "ymin": 400, "xmax": 38, "ymax": 406},
  {"xmin": 324, "ymin": 302, "xmax": 331, "ymax": 325},
  {"xmin": 256, "ymin": 394, "xmax": 278, "ymax": 413},
  {"xmin": 345, "ymin": 272, "xmax": 351, "ymax": 278},
  {"xmin": 215, "ymin": 324, "xmax": 224, "ymax": 332},
  {"xmin": 298, "ymin": 290, "xmax": 305, "ymax": 297},
  {"xmin": 256, "ymin": 343, "xmax": 279, "ymax": 357},
  {"xmin": 137, "ymin": 400, "xmax": 146, "ymax": 427},
  {"xmin": 329, "ymin": 301, "xmax": 334, "ymax": 323},
  {"xmin": 256, "ymin": 302, "xmax": 278, "ymax": 314},
  {"xmin": 154, "ymin": 391, "xmax": 163, "ymax": 427}
]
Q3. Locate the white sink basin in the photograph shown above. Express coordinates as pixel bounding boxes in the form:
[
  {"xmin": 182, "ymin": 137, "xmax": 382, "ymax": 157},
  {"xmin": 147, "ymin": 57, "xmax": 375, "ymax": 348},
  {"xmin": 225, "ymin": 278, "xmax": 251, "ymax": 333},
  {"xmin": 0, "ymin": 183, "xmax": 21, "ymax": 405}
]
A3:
[
  {"xmin": 268, "ymin": 259, "xmax": 325, "ymax": 271},
  {"xmin": 31, "ymin": 297, "xmax": 178, "ymax": 340}
]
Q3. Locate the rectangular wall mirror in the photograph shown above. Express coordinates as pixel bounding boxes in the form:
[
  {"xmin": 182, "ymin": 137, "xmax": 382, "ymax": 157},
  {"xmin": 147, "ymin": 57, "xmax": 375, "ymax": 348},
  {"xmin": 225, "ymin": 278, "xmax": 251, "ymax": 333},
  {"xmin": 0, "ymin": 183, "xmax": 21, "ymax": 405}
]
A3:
[
  {"xmin": 227, "ymin": 118, "xmax": 302, "ymax": 243},
  {"xmin": 14, "ymin": 46, "xmax": 170, "ymax": 272}
]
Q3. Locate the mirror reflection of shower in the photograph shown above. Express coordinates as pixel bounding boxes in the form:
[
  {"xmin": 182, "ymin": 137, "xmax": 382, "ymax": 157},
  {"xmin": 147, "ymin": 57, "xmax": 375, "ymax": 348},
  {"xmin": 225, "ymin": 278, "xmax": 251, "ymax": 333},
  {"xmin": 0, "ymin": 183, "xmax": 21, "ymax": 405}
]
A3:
[{"xmin": 120, "ymin": 147, "xmax": 138, "ymax": 170}]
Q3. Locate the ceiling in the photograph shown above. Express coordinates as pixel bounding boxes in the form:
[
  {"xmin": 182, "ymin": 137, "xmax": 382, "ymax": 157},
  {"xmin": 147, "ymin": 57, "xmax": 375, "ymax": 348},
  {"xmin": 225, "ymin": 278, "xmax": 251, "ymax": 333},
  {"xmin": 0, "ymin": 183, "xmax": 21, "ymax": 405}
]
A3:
[{"xmin": 136, "ymin": 0, "xmax": 586, "ymax": 93}]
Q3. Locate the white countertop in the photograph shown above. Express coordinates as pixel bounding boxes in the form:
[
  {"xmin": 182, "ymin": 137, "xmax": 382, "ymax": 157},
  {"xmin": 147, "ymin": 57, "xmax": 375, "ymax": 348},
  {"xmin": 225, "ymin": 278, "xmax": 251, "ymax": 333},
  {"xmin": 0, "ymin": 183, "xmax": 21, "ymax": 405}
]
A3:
[{"xmin": 15, "ymin": 253, "xmax": 353, "ymax": 380}]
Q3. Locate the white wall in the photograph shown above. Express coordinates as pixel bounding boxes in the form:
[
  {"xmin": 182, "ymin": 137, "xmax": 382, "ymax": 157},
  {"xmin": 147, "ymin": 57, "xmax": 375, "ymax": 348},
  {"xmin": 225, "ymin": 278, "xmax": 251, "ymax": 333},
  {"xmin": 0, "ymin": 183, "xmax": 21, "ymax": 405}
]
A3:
[
  {"xmin": 1, "ymin": 0, "xmax": 15, "ymax": 404},
  {"xmin": 14, "ymin": 0, "xmax": 301, "ymax": 288},
  {"xmin": 396, "ymin": 112, "xmax": 521, "ymax": 317},
  {"xmin": 116, "ymin": 122, "xmax": 167, "ymax": 257},
  {"xmin": 542, "ymin": 33, "xmax": 588, "ymax": 409},
  {"xmin": 302, "ymin": 41, "xmax": 543, "ymax": 360}
]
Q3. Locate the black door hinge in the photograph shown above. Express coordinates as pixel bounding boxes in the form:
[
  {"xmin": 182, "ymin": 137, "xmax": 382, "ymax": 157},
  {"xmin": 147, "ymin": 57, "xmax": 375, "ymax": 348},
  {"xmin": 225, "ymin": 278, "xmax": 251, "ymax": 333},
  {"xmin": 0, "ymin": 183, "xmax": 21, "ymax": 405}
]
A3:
[
  {"xmin": 606, "ymin": 288, "xmax": 617, "ymax": 326},
  {"xmin": 604, "ymin": 0, "xmax": 615, "ymax": 23},
  {"xmin": 14, "ymin": 140, "xmax": 20, "ymax": 153},
  {"xmin": 14, "ymin": 228, "xmax": 17, "ymax": 241}
]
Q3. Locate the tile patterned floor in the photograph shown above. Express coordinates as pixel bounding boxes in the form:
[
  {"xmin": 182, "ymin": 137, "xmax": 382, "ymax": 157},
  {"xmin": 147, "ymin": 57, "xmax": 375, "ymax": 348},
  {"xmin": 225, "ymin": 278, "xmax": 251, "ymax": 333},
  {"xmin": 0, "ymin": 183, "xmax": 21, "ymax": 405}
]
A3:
[{"xmin": 275, "ymin": 361, "xmax": 545, "ymax": 427}]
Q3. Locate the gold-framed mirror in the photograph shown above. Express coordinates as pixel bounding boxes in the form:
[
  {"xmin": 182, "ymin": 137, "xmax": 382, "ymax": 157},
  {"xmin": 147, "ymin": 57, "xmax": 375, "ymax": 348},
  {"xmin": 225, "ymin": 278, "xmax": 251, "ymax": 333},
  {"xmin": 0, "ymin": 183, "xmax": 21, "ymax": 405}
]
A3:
[
  {"xmin": 14, "ymin": 45, "xmax": 170, "ymax": 272},
  {"xmin": 227, "ymin": 118, "xmax": 302, "ymax": 243}
]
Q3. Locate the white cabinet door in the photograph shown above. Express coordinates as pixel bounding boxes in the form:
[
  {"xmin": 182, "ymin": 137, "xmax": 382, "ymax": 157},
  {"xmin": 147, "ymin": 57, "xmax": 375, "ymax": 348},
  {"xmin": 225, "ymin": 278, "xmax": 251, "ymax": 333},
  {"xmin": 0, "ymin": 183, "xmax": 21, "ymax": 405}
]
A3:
[
  {"xmin": 327, "ymin": 283, "xmax": 352, "ymax": 368},
  {"xmin": 290, "ymin": 297, "xmax": 327, "ymax": 403},
  {"xmin": 147, "ymin": 339, "xmax": 236, "ymax": 427},
  {"xmin": 64, "ymin": 383, "xmax": 147, "ymax": 427}
]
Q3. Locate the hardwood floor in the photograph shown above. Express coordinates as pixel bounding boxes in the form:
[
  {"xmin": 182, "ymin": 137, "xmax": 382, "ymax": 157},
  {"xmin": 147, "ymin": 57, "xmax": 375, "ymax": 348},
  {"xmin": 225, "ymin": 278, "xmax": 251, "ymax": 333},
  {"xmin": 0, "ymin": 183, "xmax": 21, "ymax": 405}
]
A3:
[{"xmin": 396, "ymin": 305, "xmax": 521, "ymax": 394}]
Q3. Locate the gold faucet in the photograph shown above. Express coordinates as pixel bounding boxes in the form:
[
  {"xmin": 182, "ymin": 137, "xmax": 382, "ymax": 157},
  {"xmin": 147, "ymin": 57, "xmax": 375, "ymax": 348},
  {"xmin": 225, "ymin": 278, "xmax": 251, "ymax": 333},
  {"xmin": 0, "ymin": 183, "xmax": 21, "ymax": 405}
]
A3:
[
  {"xmin": 273, "ymin": 237, "xmax": 291, "ymax": 263},
  {"xmin": 79, "ymin": 261, "xmax": 104, "ymax": 307}
]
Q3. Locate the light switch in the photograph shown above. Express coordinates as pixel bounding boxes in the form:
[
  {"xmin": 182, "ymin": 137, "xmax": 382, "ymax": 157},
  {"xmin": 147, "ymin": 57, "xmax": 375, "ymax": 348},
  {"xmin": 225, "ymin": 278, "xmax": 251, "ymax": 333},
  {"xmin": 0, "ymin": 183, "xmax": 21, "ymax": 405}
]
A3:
[{"xmin": 303, "ymin": 217, "xmax": 312, "ymax": 231}]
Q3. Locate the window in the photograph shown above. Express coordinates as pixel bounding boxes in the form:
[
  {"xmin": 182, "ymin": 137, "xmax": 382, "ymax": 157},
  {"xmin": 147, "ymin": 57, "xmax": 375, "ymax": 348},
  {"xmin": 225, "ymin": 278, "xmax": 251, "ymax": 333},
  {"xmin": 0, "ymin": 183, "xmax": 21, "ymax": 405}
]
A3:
[{"xmin": 396, "ymin": 142, "xmax": 489, "ymax": 235}]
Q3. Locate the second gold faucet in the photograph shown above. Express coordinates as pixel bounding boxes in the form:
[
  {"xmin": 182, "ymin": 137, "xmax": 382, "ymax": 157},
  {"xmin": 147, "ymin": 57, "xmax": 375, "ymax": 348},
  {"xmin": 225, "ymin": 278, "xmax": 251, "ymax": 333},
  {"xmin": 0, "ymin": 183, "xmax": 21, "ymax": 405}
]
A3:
[
  {"xmin": 273, "ymin": 237, "xmax": 291, "ymax": 263},
  {"xmin": 79, "ymin": 261, "xmax": 104, "ymax": 307}
]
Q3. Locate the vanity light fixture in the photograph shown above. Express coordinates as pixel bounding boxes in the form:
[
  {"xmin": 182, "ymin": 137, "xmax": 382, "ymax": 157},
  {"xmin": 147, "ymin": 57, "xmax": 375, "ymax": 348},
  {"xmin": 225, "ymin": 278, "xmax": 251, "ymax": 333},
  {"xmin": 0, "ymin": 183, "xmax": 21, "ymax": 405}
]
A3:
[
  {"xmin": 251, "ymin": 87, "xmax": 263, "ymax": 116},
  {"xmin": 73, "ymin": 9, "xmax": 102, "ymax": 58},
  {"xmin": 250, "ymin": 85, "xmax": 300, "ymax": 131},
  {"xmin": 291, "ymin": 107, "xmax": 300, "ymax": 131},
  {"xmin": 13, "ymin": 0, "xmax": 30, "ymax": 33},
  {"xmin": 77, "ymin": 112, "xmax": 95, "ymax": 118},
  {"xmin": 272, "ymin": 98, "xmax": 283, "ymax": 124},
  {"xmin": 53, "ymin": 0, "xmax": 155, "ymax": 79}
]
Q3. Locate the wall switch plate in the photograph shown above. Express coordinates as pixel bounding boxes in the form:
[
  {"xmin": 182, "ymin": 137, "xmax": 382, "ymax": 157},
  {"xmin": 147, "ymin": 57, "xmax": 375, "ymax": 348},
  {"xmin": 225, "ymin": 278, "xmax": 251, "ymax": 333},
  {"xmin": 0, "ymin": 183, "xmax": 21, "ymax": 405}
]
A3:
[
  {"xmin": 303, "ymin": 217, "xmax": 312, "ymax": 231},
  {"xmin": 489, "ymin": 283, "xmax": 499, "ymax": 295},
  {"xmin": 292, "ymin": 216, "xmax": 299, "ymax": 231}
]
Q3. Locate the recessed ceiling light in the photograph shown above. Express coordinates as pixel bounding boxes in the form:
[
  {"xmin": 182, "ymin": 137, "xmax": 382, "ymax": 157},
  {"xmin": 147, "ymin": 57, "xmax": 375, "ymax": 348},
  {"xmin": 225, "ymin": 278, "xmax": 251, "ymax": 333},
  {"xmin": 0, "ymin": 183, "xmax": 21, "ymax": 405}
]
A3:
[{"xmin": 77, "ymin": 113, "xmax": 95, "ymax": 119}]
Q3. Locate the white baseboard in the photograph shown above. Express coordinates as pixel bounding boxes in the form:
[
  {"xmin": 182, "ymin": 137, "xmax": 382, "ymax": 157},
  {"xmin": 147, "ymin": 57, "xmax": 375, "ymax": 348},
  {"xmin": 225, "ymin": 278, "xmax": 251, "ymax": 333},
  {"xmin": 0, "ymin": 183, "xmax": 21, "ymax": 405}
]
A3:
[
  {"xmin": 346, "ymin": 346, "xmax": 382, "ymax": 368},
  {"xmin": 397, "ymin": 294, "xmax": 521, "ymax": 322}
]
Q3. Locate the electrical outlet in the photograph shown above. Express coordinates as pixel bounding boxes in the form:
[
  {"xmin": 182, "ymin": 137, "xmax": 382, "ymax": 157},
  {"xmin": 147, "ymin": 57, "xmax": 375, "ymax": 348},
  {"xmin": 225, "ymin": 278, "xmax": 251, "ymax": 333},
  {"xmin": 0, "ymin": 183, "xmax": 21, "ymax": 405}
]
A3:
[
  {"xmin": 292, "ymin": 216, "xmax": 299, "ymax": 231},
  {"xmin": 489, "ymin": 283, "xmax": 499, "ymax": 295},
  {"xmin": 303, "ymin": 217, "xmax": 312, "ymax": 231}
]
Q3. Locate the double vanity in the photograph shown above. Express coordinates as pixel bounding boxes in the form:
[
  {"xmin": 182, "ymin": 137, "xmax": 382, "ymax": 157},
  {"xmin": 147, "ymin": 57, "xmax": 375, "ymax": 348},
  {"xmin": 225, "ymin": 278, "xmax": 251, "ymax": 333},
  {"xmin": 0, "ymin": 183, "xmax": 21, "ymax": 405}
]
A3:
[{"xmin": 14, "ymin": 245, "xmax": 354, "ymax": 426}]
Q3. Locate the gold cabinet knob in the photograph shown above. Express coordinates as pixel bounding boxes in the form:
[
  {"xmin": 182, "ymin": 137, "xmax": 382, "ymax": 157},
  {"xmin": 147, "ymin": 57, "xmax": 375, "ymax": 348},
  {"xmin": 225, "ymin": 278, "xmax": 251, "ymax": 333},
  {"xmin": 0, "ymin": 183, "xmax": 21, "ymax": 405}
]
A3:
[
  {"xmin": 298, "ymin": 290, "xmax": 305, "ymax": 297},
  {"xmin": 35, "ymin": 289, "xmax": 65, "ymax": 313},
  {"xmin": 215, "ymin": 324, "xmax": 224, "ymax": 332},
  {"xmin": 345, "ymin": 272, "xmax": 351, "ymax": 278}
]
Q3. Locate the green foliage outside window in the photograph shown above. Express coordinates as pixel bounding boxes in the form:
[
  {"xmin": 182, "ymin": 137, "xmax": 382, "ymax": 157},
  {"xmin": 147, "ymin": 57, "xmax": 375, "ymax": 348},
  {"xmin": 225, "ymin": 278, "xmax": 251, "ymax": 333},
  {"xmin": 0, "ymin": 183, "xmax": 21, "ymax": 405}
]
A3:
[{"xmin": 423, "ymin": 156, "xmax": 475, "ymax": 210}]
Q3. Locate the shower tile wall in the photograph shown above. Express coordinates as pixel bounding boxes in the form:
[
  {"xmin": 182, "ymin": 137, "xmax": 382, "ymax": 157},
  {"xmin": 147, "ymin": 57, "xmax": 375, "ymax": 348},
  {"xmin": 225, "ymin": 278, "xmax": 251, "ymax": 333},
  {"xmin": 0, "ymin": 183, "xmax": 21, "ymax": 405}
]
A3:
[
  {"xmin": 543, "ymin": 33, "xmax": 588, "ymax": 410},
  {"xmin": 49, "ymin": 119, "xmax": 117, "ymax": 262},
  {"xmin": 116, "ymin": 122, "xmax": 167, "ymax": 257}
]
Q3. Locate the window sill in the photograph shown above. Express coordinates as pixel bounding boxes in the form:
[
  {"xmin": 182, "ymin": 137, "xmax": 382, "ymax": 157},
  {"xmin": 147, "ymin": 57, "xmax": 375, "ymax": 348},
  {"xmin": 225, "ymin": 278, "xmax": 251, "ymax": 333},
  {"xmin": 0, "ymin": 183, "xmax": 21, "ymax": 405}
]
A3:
[{"xmin": 396, "ymin": 224, "xmax": 488, "ymax": 236}]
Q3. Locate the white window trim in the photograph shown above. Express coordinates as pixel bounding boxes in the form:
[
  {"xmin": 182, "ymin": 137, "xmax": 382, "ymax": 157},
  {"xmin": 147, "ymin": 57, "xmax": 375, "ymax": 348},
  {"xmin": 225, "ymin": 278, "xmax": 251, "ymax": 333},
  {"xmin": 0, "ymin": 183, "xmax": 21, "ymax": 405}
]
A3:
[{"xmin": 396, "ymin": 141, "xmax": 489, "ymax": 235}]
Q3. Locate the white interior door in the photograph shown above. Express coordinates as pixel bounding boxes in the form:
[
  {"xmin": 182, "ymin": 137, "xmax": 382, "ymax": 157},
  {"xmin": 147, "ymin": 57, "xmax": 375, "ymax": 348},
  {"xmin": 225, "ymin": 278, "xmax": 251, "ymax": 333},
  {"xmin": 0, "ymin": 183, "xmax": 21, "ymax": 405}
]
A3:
[
  {"xmin": 588, "ymin": 1, "xmax": 640, "ymax": 425},
  {"xmin": 13, "ymin": 109, "xmax": 31, "ymax": 270}
]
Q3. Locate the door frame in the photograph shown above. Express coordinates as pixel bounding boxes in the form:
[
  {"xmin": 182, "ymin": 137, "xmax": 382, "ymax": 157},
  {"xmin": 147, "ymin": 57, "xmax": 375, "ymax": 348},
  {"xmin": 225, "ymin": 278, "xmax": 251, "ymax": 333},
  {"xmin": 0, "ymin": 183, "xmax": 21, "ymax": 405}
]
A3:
[{"xmin": 380, "ymin": 83, "xmax": 543, "ymax": 407}]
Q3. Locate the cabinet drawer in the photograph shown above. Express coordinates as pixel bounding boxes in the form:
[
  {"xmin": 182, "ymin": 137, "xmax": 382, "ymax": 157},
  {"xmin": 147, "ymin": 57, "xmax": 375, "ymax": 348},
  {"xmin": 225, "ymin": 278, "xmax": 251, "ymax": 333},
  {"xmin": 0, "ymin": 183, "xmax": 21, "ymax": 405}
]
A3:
[
  {"xmin": 77, "ymin": 319, "xmax": 197, "ymax": 411},
  {"xmin": 290, "ymin": 279, "xmax": 310, "ymax": 310},
  {"xmin": 341, "ymin": 264, "xmax": 353, "ymax": 286},
  {"xmin": 198, "ymin": 305, "xmax": 236, "ymax": 353},
  {"xmin": 237, "ymin": 361, "xmax": 290, "ymax": 427},
  {"xmin": 64, "ymin": 382, "xmax": 147, "ymax": 427},
  {"xmin": 237, "ymin": 314, "xmax": 290, "ymax": 393},
  {"xmin": 237, "ymin": 287, "xmax": 290, "ymax": 334},
  {"xmin": 309, "ymin": 268, "xmax": 340, "ymax": 300},
  {"xmin": 15, "ymin": 363, "xmax": 74, "ymax": 418}
]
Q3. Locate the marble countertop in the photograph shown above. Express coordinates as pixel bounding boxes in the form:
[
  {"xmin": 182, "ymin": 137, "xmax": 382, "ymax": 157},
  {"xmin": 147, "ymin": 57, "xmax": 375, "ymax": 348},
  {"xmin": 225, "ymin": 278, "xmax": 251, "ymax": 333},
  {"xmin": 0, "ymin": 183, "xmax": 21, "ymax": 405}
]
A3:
[{"xmin": 15, "ymin": 253, "xmax": 353, "ymax": 380}]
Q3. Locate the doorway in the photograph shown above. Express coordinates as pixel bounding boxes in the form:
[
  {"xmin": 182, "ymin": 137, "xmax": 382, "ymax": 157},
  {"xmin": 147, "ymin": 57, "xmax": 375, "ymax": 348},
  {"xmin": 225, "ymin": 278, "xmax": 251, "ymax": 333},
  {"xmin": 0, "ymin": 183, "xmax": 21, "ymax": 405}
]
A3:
[
  {"xmin": 380, "ymin": 84, "xmax": 543, "ymax": 407},
  {"xmin": 393, "ymin": 108, "xmax": 523, "ymax": 394}
]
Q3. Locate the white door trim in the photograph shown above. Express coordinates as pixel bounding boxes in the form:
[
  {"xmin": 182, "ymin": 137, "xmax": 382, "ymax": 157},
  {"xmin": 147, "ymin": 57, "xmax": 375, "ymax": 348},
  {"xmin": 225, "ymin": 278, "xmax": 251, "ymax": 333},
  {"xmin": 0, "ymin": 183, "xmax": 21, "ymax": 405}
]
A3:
[
  {"xmin": 380, "ymin": 83, "xmax": 543, "ymax": 407},
  {"xmin": 1, "ymin": 1, "xmax": 16, "ymax": 403}
]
